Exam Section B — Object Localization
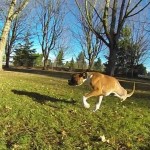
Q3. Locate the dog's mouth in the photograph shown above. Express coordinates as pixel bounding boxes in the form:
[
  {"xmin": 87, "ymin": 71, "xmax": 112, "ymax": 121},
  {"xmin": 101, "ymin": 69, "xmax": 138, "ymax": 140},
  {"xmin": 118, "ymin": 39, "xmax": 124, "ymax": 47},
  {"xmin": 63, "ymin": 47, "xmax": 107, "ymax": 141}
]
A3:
[
  {"xmin": 68, "ymin": 80, "xmax": 84, "ymax": 86},
  {"xmin": 68, "ymin": 79, "xmax": 77, "ymax": 86}
]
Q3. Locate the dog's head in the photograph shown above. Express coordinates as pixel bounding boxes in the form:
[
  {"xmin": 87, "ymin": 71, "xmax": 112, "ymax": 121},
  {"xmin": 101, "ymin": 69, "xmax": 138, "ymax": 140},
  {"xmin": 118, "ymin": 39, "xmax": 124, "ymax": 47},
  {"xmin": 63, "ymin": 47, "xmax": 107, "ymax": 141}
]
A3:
[{"xmin": 68, "ymin": 72, "xmax": 88, "ymax": 86}]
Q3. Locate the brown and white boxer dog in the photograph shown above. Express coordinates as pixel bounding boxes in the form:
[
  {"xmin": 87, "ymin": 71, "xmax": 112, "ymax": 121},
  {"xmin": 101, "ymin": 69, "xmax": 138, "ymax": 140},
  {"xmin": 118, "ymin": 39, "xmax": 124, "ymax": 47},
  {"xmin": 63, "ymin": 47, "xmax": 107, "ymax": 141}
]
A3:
[{"xmin": 68, "ymin": 72, "xmax": 135, "ymax": 112}]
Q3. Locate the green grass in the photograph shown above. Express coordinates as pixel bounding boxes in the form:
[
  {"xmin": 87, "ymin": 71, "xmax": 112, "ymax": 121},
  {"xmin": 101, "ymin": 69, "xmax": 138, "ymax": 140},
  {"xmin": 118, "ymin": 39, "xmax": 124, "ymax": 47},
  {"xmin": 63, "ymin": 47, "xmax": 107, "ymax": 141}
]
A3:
[{"xmin": 0, "ymin": 70, "xmax": 150, "ymax": 150}]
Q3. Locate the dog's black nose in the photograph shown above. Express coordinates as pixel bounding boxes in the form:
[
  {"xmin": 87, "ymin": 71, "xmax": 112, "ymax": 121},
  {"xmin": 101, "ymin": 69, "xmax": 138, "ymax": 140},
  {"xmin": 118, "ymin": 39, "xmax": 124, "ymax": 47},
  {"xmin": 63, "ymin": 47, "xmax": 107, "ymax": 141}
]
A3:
[{"xmin": 68, "ymin": 79, "xmax": 75, "ymax": 86}]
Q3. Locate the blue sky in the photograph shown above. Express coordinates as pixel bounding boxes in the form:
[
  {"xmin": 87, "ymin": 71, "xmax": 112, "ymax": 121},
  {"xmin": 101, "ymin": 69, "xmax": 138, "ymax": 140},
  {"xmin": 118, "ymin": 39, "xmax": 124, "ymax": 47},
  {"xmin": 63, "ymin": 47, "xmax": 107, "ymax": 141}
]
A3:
[
  {"xmin": 46, "ymin": 0, "xmax": 109, "ymax": 64},
  {"xmin": 0, "ymin": 0, "xmax": 150, "ymax": 72},
  {"xmin": 33, "ymin": 3, "xmax": 150, "ymax": 72},
  {"xmin": 53, "ymin": 0, "xmax": 150, "ymax": 72}
]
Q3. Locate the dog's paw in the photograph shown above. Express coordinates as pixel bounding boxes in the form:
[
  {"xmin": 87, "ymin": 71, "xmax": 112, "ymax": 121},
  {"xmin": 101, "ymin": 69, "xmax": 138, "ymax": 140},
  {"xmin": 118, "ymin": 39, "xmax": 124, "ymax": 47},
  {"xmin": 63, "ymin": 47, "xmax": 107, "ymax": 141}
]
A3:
[
  {"xmin": 93, "ymin": 109, "xmax": 97, "ymax": 112},
  {"xmin": 84, "ymin": 103, "xmax": 90, "ymax": 108},
  {"xmin": 93, "ymin": 108, "xmax": 99, "ymax": 112},
  {"xmin": 93, "ymin": 104, "xmax": 101, "ymax": 112}
]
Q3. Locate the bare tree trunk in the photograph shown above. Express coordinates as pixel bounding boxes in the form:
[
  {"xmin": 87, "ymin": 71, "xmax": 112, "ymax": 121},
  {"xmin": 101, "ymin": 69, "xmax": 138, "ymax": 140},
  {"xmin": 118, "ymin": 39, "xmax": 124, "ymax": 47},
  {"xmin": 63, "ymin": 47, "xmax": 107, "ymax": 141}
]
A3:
[
  {"xmin": 5, "ymin": 42, "xmax": 12, "ymax": 68},
  {"xmin": 5, "ymin": 17, "xmax": 19, "ymax": 68},
  {"xmin": 131, "ymin": 68, "xmax": 134, "ymax": 77},
  {"xmin": 107, "ymin": 48, "xmax": 117, "ymax": 76},
  {"xmin": 105, "ymin": 36, "xmax": 119, "ymax": 76},
  {"xmin": 88, "ymin": 58, "xmax": 94, "ymax": 70},
  {"xmin": 0, "ymin": 51, "xmax": 3, "ymax": 70},
  {"xmin": 35, "ymin": 0, "xmax": 65, "ymax": 71},
  {"xmin": 6, "ymin": 50, "xmax": 10, "ymax": 68},
  {"xmin": 0, "ymin": 0, "xmax": 16, "ymax": 70},
  {"xmin": 43, "ymin": 58, "xmax": 48, "ymax": 70},
  {"xmin": 0, "ymin": 0, "xmax": 29, "ymax": 70}
]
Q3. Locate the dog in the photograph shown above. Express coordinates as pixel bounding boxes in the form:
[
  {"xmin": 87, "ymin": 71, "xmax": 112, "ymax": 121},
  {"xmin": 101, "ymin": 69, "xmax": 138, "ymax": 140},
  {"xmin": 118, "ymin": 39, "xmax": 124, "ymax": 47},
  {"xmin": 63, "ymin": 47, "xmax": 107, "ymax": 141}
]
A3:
[{"xmin": 68, "ymin": 71, "xmax": 135, "ymax": 112}]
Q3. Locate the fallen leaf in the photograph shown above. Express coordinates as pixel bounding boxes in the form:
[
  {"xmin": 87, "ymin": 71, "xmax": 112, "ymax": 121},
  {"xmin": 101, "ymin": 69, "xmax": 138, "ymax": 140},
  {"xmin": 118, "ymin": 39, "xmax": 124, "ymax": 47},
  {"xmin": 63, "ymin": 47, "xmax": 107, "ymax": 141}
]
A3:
[{"xmin": 100, "ymin": 135, "xmax": 110, "ymax": 143}]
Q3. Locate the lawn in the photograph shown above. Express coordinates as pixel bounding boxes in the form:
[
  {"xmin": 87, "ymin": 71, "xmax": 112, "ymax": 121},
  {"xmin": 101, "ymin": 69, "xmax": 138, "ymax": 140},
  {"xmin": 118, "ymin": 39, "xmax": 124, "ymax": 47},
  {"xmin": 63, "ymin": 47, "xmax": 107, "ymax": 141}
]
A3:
[{"xmin": 0, "ymin": 69, "xmax": 150, "ymax": 150}]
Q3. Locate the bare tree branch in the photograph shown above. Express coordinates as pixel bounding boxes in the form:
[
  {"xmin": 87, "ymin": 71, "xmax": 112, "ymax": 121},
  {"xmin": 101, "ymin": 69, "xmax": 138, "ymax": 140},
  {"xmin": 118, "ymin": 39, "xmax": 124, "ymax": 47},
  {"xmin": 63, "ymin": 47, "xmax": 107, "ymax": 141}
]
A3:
[{"xmin": 35, "ymin": 0, "xmax": 66, "ymax": 70}]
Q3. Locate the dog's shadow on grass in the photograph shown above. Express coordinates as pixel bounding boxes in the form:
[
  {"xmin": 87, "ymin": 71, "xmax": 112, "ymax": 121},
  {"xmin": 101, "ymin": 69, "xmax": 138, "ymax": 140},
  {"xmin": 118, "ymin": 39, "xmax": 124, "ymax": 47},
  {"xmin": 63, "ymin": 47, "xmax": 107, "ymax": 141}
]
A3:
[{"xmin": 12, "ymin": 90, "xmax": 76, "ymax": 107}]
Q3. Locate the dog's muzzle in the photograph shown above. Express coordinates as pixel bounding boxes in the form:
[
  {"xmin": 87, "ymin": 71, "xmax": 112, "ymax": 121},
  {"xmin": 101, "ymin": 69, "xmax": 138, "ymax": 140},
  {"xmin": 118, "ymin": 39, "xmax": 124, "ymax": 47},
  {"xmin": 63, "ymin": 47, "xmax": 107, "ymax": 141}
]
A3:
[{"xmin": 68, "ymin": 79, "xmax": 72, "ymax": 85}]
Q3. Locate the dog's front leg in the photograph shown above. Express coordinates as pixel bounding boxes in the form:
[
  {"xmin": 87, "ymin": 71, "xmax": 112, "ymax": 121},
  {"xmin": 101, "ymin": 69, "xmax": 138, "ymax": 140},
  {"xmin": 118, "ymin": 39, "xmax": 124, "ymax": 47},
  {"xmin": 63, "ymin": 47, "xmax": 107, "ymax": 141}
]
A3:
[
  {"xmin": 93, "ymin": 96, "xmax": 103, "ymax": 112},
  {"xmin": 83, "ymin": 90, "xmax": 101, "ymax": 109},
  {"xmin": 83, "ymin": 96, "xmax": 90, "ymax": 108}
]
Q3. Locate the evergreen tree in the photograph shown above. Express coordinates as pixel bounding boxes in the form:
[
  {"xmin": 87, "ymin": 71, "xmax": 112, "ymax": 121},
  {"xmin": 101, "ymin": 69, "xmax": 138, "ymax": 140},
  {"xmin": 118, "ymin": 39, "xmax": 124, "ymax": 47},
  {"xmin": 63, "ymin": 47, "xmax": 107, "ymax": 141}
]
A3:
[
  {"xmin": 136, "ymin": 64, "xmax": 147, "ymax": 75},
  {"xmin": 34, "ymin": 54, "xmax": 43, "ymax": 67},
  {"xmin": 117, "ymin": 26, "xmax": 132, "ymax": 70},
  {"xmin": 56, "ymin": 49, "xmax": 64, "ymax": 67},
  {"xmin": 76, "ymin": 51, "xmax": 86, "ymax": 69},
  {"xmin": 69, "ymin": 57, "xmax": 75, "ymax": 70},
  {"xmin": 13, "ymin": 32, "xmax": 36, "ymax": 67},
  {"xmin": 64, "ymin": 61, "xmax": 69, "ymax": 67},
  {"xmin": 93, "ymin": 58, "xmax": 103, "ymax": 71},
  {"xmin": 115, "ymin": 26, "xmax": 148, "ymax": 77}
]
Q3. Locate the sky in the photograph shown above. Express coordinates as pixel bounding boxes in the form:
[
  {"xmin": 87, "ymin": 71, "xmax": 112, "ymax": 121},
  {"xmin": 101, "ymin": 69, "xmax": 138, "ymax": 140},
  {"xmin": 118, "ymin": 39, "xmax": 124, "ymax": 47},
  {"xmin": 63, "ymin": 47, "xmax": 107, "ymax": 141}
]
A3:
[
  {"xmin": 0, "ymin": 0, "xmax": 150, "ymax": 72},
  {"xmin": 56, "ymin": 0, "xmax": 150, "ymax": 72},
  {"xmin": 48, "ymin": 0, "xmax": 109, "ymax": 64}
]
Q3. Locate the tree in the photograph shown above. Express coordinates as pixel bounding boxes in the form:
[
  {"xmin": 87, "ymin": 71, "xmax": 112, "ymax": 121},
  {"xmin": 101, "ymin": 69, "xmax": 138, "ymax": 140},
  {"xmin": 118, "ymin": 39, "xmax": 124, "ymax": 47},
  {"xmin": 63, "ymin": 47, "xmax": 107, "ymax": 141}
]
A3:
[
  {"xmin": 35, "ymin": 0, "xmax": 66, "ymax": 70},
  {"xmin": 136, "ymin": 64, "xmax": 147, "ymax": 75},
  {"xmin": 72, "ymin": 4, "xmax": 103, "ymax": 70},
  {"xmin": 69, "ymin": 57, "xmax": 75, "ymax": 71},
  {"xmin": 75, "ymin": 0, "xmax": 150, "ymax": 76},
  {"xmin": 115, "ymin": 26, "xmax": 132, "ymax": 75},
  {"xmin": 84, "ymin": 34, "xmax": 103, "ymax": 70},
  {"xmin": 64, "ymin": 61, "xmax": 69, "ymax": 68},
  {"xmin": 5, "ymin": 18, "xmax": 18, "ymax": 68},
  {"xmin": 116, "ymin": 25, "xmax": 149, "ymax": 77},
  {"xmin": 13, "ymin": 32, "xmax": 36, "ymax": 67},
  {"xmin": 76, "ymin": 51, "xmax": 86, "ymax": 69},
  {"xmin": 4, "ymin": 0, "xmax": 33, "ymax": 69},
  {"xmin": 93, "ymin": 57, "xmax": 103, "ymax": 71},
  {"xmin": 34, "ymin": 54, "xmax": 43, "ymax": 67},
  {"xmin": 5, "ymin": 13, "xmax": 28, "ymax": 68},
  {"xmin": 55, "ymin": 49, "xmax": 64, "ymax": 67},
  {"xmin": 0, "ymin": 0, "xmax": 30, "ymax": 70}
]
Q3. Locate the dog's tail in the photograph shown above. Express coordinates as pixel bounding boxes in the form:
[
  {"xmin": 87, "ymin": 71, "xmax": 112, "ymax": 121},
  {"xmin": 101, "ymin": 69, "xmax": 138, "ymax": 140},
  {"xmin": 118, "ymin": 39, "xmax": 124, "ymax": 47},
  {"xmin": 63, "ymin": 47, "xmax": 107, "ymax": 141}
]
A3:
[{"xmin": 126, "ymin": 82, "xmax": 135, "ymax": 98}]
